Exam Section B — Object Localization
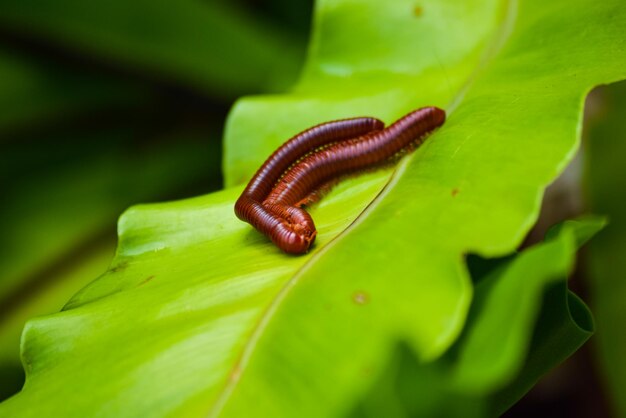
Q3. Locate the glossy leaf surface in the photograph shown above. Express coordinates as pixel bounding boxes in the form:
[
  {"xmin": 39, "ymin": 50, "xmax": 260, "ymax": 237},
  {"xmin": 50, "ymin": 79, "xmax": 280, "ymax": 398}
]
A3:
[{"xmin": 1, "ymin": 0, "xmax": 625, "ymax": 416}]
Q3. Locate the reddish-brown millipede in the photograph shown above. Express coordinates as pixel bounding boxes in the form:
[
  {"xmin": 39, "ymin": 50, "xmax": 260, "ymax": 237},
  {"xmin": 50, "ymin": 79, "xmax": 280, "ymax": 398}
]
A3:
[
  {"xmin": 235, "ymin": 107, "xmax": 446, "ymax": 254},
  {"xmin": 235, "ymin": 117, "xmax": 384, "ymax": 253}
]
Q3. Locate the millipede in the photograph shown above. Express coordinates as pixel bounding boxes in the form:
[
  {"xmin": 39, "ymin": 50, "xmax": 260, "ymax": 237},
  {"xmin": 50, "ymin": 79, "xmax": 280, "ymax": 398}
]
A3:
[{"xmin": 235, "ymin": 107, "xmax": 446, "ymax": 254}]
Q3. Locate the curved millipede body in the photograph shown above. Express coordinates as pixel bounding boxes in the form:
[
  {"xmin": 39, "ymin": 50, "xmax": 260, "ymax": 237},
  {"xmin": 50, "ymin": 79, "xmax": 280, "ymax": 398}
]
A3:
[
  {"xmin": 235, "ymin": 107, "xmax": 446, "ymax": 254},
  {"xmin": 235, "ymin": 117, "xmax": 384, "ymax": 253},
  {"xmin": 238, "ymin": 117, "xmax": 385, "ymax": 203}
]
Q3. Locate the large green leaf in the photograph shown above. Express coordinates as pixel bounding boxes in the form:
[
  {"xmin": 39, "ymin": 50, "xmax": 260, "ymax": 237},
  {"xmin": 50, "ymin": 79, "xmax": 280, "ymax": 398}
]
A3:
[
  {"xmin": 0, "ymin": 0, "xmax": 303, "ymax": 97},
  {"xmin": 585, "ymin": 80, "xmax": 626, "ymax": 417},
  {"xmin": 1, "ymin": 0, "xmax": 624, "ymax": 417}
]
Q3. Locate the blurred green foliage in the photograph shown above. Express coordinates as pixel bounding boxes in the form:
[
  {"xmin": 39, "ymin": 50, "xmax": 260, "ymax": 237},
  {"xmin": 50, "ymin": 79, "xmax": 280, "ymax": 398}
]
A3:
[
  {"xmin": 585, "ymin": 80, "xmax": 626, "ymax": 418},
  {"xmin": 0, "ymin": 0, "xmax": 305, "ymax": 97}
]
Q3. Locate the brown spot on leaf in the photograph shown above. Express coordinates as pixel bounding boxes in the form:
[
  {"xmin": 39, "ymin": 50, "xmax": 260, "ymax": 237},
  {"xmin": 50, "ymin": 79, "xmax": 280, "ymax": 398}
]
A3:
[
  {"xmin": 413, "ymin": 5, "xmax": 423, "ymax": 17},
  {"xmin": 138, "ymin": 275, "xmax": 155, "ymax": 286},
  {"xmin": 230, "ymin": 366, "xmax": 242, "ymax": 382},
  {"xmin": 110, "ymin": 261, "xmax": 129, "ymax": 273},
  {"xmin": 451, "ymin": 188, "xmax": 460, "ymax": 197},
  {"xmin": 352, "ymin": 291, "xmax": 370, "ymax": 305}
]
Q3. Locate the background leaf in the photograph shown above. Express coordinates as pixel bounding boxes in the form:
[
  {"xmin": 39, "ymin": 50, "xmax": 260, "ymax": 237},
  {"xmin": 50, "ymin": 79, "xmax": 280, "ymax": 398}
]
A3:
[
  {"xmin": 0, "ymin": 0, "xmax": 304, "ymax": 97},
  {"xmin": 0, "ymin": 47, "xmax": 148, "ymax": 133},
  {"xmin": 584, "ymin": 80, "xmax": 626, "ymax": 417}
]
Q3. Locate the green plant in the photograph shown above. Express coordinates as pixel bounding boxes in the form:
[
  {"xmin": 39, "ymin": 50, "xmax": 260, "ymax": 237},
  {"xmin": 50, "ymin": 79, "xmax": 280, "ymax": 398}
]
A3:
[{"xmin": 1, "ymin": 0, "xmax": 625, "ymax": 416}]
